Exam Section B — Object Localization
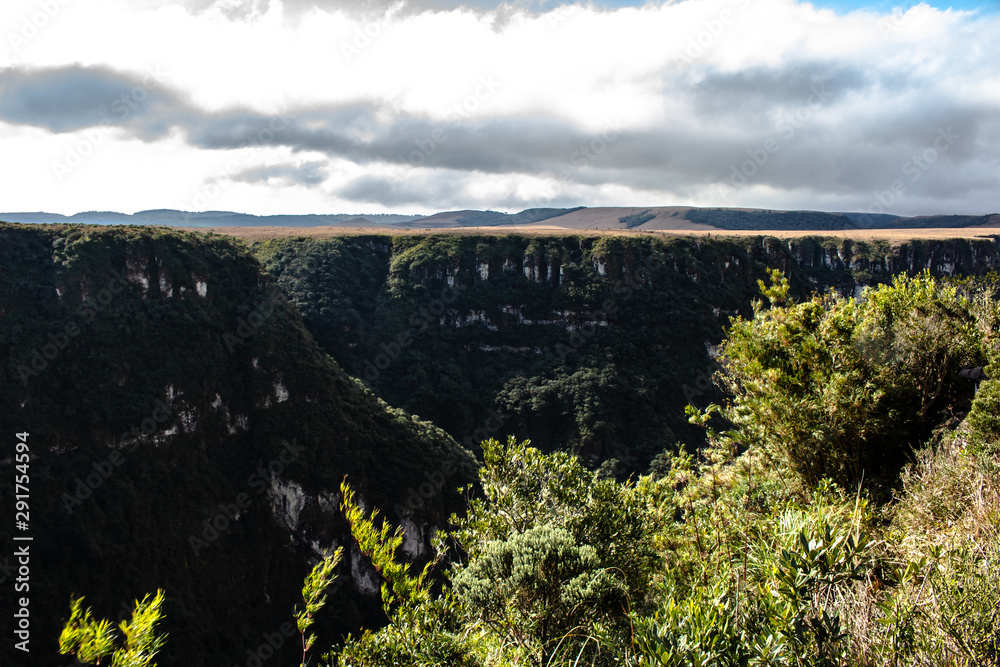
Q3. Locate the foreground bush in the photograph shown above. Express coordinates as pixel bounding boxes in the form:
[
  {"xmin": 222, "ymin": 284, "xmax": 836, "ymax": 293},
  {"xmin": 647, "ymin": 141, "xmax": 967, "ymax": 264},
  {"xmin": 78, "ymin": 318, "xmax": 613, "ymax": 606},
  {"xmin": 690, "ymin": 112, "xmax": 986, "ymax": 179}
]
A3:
[
  {"xmin": 715, "ymin": 270, "xmax": 995, "ymax": 492},
  {"xmin": 59, "ymin": 590, "xmax": 167, "ymax": 667},
  {"xmin": 337, "ymin": 436, "xmax": 666, "ymax": 667}
]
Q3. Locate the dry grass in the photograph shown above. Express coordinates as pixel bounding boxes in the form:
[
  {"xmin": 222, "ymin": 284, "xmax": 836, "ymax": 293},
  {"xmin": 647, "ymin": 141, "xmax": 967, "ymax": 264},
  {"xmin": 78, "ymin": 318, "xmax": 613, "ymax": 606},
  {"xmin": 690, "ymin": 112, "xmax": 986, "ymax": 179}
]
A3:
[
  {"xmin": 185, "ymin": 224, "xmax": 1000, "ymax": 245},
  {"xmin": 892, "ymin": 426, "xmax": 1000, "ymax": 559}
]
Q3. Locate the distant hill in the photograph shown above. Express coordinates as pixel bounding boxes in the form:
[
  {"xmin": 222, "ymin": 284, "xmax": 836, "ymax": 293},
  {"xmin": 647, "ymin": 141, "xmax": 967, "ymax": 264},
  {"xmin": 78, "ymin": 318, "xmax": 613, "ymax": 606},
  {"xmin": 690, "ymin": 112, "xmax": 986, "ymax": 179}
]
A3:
[
  {"xmin": 2, "ymin": 207, "xmax": 998, "ymax": 231},
  {"xmin": 682, "ymin": 208, "xmax": 857, "ymax": 230},
  {"xmin": 871, "ymin": 214, "xmax": 1000, "ymax": 229},
  {"xmin": 0, "ymin": 210, "xmax": 425, "ymax": 227},
  {"xmin": 529, "ymin": 207, "xmax": 1000, "ymax": 231},
  {"xmin": 382, "ymin": 207, "xmax": 588, "ymax": 228}
]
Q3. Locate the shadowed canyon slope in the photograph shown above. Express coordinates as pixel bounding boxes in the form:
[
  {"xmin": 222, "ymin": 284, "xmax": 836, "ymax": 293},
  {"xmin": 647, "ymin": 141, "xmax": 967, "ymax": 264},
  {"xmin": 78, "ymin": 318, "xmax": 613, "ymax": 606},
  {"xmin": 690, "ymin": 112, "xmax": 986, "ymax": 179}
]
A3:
[
  {"xmin": 254, "ymin": 233, "xmax": 1000, "ymax": 473},
  {"xmin": 0, "ymin": 223, "xmax": 476, "ymax": 667},
  {"xmin": 0, "ymin": 223, "xmax": 998, "ymax": 667}
]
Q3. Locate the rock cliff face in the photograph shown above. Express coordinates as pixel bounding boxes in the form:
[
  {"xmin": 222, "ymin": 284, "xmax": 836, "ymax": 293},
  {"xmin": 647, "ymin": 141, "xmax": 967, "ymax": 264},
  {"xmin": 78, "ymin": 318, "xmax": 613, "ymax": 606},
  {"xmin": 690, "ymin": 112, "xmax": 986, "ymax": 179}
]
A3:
[
  {"xmin": 0, "ymin": 224, "xmax": 476, "ymax": 667},
  {"xmin": 777, "ymin": 236, "xmax": 999, "ymax": 287},
  {"xmin": 256, "ymin": 233, "xmax": 1000, "ymax": 474}
]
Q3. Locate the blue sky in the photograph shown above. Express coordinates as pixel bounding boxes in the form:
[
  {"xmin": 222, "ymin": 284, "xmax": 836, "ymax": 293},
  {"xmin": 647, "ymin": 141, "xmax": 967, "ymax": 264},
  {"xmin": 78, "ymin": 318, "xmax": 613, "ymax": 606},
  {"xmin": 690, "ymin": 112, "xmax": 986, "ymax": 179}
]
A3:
[
  {"xmin": 592, "ymin": 0, "xmax": 998, "ymax": 10},
  {"xmin": 816, "ymin": 0, "xmax": 997, "ymax": 11}
]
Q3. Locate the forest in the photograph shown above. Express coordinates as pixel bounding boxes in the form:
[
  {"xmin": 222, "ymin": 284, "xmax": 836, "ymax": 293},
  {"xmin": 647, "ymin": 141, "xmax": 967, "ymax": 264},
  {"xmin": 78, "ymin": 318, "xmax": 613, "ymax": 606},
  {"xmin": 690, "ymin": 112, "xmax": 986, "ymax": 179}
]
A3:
[
  {"xmin": 252, "ymin": 233, "xmax": 999, "ymax": 474},
  {"xmin": 61, "ymin": 267, "xmax": 1000, "ymax": 667},
  {"xmin": 0, "ymin": 224, "xmax": 998, "ymax": 666}
]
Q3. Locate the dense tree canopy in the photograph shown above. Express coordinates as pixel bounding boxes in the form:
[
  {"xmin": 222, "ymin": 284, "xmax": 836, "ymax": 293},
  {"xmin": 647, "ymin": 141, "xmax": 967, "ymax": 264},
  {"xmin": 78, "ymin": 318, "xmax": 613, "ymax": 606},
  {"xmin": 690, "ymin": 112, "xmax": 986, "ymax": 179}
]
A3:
[{"xmin": 27, "ymin": 225, "xmax": 1000, "ymax": 667}]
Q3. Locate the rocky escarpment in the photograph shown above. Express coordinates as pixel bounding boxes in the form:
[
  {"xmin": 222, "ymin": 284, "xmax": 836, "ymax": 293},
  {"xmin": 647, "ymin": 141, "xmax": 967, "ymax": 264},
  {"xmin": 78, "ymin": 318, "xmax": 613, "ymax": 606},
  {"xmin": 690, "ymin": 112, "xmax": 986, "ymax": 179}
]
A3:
[
  {"xmin": 777, "ymin": 236, "xmax": 1000, "ymax": 291},
  {"xmin": 0, "ymin": 223, "xmax": 476, "ymax": 667},
  {"xmin": 255, "ymin": 233, "xmax": 1000, "ymax": 478}
]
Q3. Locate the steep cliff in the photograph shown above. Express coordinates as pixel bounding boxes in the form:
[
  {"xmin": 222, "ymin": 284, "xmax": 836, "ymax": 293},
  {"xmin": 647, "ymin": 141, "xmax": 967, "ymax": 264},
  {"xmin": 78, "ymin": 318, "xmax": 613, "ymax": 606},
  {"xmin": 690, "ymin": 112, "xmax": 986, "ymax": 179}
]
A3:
[
  {"xmin": 0, "ymin": 223, "xmax": 476, "ymax": 667},
  {"xmin": 255, "ymin": 233, "xmax": 1000, "ymax": 476},
  {"xmin": 781, "ymin": 236, "xmax": 1000, "ymax": 290}
]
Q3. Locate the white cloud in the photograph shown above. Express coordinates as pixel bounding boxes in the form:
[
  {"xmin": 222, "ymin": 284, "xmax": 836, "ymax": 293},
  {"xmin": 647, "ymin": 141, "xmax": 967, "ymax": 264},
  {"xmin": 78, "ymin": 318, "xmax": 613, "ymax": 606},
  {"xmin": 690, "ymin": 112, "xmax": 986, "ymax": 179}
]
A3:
[{"xmin": 0, "ymin": 0, "xmax": 997, "ymax": 216}]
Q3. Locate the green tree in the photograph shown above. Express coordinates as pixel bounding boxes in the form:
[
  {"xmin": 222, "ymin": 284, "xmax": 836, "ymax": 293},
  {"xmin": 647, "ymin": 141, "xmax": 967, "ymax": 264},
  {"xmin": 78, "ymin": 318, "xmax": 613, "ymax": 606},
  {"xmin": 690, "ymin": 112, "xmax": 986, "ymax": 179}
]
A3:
[
  {"xmin": 334, "ymin": 440, "xmax": 666, "ymax": 666},
  {"xmin": 336, "ymin": 479, "xmax": 478, "ymax": 667},
  {"xmin": 714, "ymin": 270, "xmax": 990, "ymax": 491},
  {"xmin": 968, "ymin": 342, "xmax": 1000, "ymax": 452},
  {"xmin": 454, "ymin": 436, "xmax": 663, "ymax": 610},
  {"xmin": 296, "ymin": 551, "xmax": 342, "ymax": 667},
  {"xmin": 448, "ymin": 436, "xmax": 666, "ymax": 664},
  {"xmin": 59, "ymin": 590, "xmax": 167, "ymax": 667},
  {"xmin": 453, "ymin": 524, "xmax": 623, "ymax": 666}
]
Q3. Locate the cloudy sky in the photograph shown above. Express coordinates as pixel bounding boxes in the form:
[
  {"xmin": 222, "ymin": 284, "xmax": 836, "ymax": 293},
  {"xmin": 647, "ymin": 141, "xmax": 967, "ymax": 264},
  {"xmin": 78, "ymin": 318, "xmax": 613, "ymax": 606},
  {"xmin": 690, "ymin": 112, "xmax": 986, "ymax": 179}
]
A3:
[{"xmin": 0, "ymin": 0, "xmax": 997, "ymax": 217}]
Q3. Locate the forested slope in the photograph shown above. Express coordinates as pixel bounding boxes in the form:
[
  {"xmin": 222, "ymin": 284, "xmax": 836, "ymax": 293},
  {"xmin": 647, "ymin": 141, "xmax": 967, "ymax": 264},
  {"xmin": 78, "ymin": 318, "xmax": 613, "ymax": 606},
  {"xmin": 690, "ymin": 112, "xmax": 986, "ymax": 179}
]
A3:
[
  {"xmin": 254, "ymin": 233, "xmax": 1000, "ymax": 474},
  {"xmin": 63, "ymin": 269, "xmax": 1000, "ymax": 667},
  {"xmin": 2, "ymin": 223, "xmax": 997, "ymax": 667},
  {"xmin": 0, "ymin": 223, "xmax": 476, "ymax": 667}
]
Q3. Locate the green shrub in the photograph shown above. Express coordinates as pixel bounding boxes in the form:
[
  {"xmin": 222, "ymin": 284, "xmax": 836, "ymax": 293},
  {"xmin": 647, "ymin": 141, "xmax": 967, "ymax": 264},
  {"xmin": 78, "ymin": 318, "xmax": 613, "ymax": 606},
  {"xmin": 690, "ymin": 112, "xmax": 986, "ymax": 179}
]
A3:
[
  {"xmin": 634, "ymin": 582, "xmax": 749, "ymax": 667},
  {"xmin": 620, "ymin": 210, "xmax": 656, "ymax": 228},
  {"xmin": 297, "ymin": 552, "xmax": 343, "ymax": 667},
  {"xmin": 453, "ymin": 524, "xmax": 623, "ymax": 666},
  {"xmin": 969, "ymin": 377, "xmax": 1000, "ymax": 453},
  {"xmin": 59, "ymin": 590, "xmax": 167, "ymax": 667},
  {"xmin": 716, "ymin": 270, "xmax": 990, "ymax": 492},
  {"xmin": 634, "ymin": 514, "xmax": 875, "ymax": 667},
  {"xmin": 454, "ymin": 436, "xmax": 663, "ymax": 611}
]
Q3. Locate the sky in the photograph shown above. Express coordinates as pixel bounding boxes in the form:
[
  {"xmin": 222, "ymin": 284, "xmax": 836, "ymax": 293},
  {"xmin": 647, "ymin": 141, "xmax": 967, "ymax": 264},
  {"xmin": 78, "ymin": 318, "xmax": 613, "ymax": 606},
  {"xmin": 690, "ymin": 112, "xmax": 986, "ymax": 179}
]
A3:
[{"xmin": 0, "ymin": 0, "xmax": 997, "ymax": 217}]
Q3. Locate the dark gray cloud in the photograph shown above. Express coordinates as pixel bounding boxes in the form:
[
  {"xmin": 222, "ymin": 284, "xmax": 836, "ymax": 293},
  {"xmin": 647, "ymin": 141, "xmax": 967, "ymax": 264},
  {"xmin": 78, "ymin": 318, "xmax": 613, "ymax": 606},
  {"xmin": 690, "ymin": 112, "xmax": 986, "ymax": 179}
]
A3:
[
  {"xmin": 0, "ymin": 65, "xmax": 189, "ymax": 136},
  {"xmin": 687, "ymin": 63, "xmax": 868, "ymax": 128},
  {"xmin": 232, "ymin": 160, "xmax": 328, "ymax": 185},
  {"xmin": 1, "ymin": 62, "xmax": 995, "ymax": 214},
  {"xmin": 338, "ymin": 172, "xmax": 467, "ymax": 206}
]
